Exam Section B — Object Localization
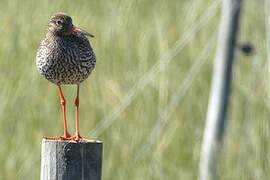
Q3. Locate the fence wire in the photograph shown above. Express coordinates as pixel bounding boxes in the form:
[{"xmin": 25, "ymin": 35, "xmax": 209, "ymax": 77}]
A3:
[
  {"xmin": 88, "ymin": 0, "xmax": 221, "ymax": 138},
  {"xmin": 136, "ymin": 32, "xmax": 217, "ymax": 160}
]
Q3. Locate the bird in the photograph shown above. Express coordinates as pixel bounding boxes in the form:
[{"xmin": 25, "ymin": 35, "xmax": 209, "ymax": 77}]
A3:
[{"xmin": 36, "ymin": 13, "xmax": 96, "ymax": 141}]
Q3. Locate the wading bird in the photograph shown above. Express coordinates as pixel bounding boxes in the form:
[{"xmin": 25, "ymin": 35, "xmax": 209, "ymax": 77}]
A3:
[{"xmin": 36, "ymin": 13, "xmax": 96, "ymax": 141}]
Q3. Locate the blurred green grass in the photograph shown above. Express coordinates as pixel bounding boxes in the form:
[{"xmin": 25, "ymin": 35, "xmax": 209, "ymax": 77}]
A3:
[{"xmin": 0, "ymin": 0, "xmax": 269, "ymax": 179}]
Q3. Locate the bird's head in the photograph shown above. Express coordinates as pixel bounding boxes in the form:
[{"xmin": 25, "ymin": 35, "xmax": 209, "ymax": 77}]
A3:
[{"xmin": 47, "ymin": 13, "xmax": 94, "ymax": 38}]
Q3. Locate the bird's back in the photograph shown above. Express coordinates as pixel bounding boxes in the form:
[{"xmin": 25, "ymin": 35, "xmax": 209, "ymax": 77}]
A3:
[{"xmin": 36, "ymin": 33, "xmax": 96, "ymax": 85}]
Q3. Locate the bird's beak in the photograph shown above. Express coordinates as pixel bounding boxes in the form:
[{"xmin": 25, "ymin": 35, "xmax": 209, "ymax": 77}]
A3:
[{"xmin": 71, "ymin": 26, "xmax": 95, "ymax": 38}]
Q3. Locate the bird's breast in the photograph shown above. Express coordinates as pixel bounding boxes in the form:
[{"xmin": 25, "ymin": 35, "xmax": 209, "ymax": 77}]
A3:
[{"xmin": 36, "ymin": 37, "xmax": 96, "ymax": 85}]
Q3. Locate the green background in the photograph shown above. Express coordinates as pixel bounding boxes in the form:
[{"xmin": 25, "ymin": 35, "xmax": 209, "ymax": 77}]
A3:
[{"xmin": 0, "ymin": 0, "xmax": 268, "ymax": 179}]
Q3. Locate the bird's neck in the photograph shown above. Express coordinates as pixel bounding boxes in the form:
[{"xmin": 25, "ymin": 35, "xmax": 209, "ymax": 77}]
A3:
[
  {"xmin": 43, "ymin": 33, "xmax": 62, "ymax": 50},
  {"xmin": 46, "ymin": 31, "xmax": 61, "ymax": 39}
]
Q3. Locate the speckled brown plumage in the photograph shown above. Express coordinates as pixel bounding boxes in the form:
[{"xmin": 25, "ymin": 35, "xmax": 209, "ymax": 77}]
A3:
[{"xmin": 36, "ymin": 13, "xmax": 96, "ymax": 85}]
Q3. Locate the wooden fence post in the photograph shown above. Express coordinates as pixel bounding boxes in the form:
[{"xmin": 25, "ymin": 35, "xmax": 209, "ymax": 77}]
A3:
[
  {"xmin": 199, "ymin": 0, "xmax": 243, "ymax": 179},
  {"xmin": 40, "ymin": 139, "xmax": 103, "ymax": 180}
]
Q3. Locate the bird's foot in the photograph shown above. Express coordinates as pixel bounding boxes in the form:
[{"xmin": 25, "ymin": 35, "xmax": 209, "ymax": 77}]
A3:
[
  {"xmin": 71, "ymin": 133, "xmax": 82, "ymax": 141},
  {"xmin": 60, "ymin": 131, "xmax": 72, "ymax": 140},
  {"xmin": 71, "ymin": 134, "xmax": 96, "ymax": 142}
]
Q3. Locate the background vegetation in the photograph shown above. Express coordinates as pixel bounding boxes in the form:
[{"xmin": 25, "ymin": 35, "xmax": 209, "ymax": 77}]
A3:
[{"xmin": 0, "ymin": 0, "xmax": 268, "ymax": 179}]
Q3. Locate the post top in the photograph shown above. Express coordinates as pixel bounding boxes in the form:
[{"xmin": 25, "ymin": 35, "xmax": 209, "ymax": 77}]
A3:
[{"xmin": 42, "ymin": 138, "xmax": 103, "ymax": 144}]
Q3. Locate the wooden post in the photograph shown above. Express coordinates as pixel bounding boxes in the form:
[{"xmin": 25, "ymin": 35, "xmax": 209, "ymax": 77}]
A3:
[
  {"xmin": 199, "ymin": 0, "xmax": 242, "ymax": 180},
  {"xmin": 40, "ymin": 139, "xmax": 103, "ymax": 180}
]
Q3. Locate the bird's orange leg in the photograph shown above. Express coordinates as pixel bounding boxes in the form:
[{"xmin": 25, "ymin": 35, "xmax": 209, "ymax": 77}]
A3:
[
  {"xmin": 58, "ymin": 85, "xmax": 71, "ymax": 140},
  {"xmin": 71, "ymin": 85, "xmax": 96, "ymax": 142},
  {"xmin": 73, "ymin": 84, "xmax": 82, "ymax": 140}
]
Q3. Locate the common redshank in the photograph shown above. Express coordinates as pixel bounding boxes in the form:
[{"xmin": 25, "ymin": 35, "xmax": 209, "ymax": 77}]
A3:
[{"xmin": 36, "ymin": 13, "xmax": 96, "ymax": 141}]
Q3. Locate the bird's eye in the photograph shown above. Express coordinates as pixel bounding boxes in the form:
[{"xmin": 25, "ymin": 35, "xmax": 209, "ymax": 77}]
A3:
[{"xmin": 56, "ymin": 20, "xmax": 62, "ymax": 26}]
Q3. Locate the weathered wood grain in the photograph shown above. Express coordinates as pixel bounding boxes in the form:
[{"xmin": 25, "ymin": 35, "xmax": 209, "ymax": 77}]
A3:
[{"xmin": 40, "ymin": 139, "xmax": 103, "ymax": 180}]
